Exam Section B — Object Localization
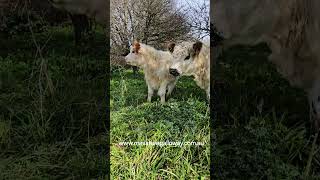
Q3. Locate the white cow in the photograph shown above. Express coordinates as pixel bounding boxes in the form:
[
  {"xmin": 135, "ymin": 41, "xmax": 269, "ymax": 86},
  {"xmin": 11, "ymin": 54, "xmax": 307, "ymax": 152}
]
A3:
[
  {"xmin": 169, "ymin": 41, "xmax": 210, "ymax": 100},
  {"xmin": 212, "ymin": 0, "xmax": 320, "ymax": 131},
  {"xmin": 125, "ymin": 41, "xmax": 179, "ymax": 104}
]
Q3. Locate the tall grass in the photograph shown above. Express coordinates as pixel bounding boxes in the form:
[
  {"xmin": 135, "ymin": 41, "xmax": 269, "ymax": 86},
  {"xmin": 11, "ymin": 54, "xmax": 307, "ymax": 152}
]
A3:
[
  {"xmin": 0, "ymin": 26, "xmax": 108, "ymax": 179},
  {"xmin": 110, "ymin": 68, "xmax": 210, "ymax": 179}
]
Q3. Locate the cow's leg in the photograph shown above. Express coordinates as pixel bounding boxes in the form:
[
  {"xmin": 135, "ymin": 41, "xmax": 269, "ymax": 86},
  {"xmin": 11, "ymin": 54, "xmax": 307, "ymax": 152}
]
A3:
[
  {"xmin": 87, "ymin": 18, "xmax": 94, "ymax": 41},
  {"xmin": 69, "ymin": 14, "xmax": 81, "ymax": 45},
  {"xmin": 308, "ymin": 80, "xmax": 320, "ymax": 133},
  {"xmin": 166, "ymin": 80, "xmax": 177, "ymax": 97},
  {"xmin": 206, "ymin": 87, "xmax": 210, "ymax": 101},
  {"xmin": 147, "ymin": 84, "xmax": 154, "ymax": 103},
  {"xmin": 69, "ymin": 14, "xmax": 90, "ymax": 46},
  {"xmin": 82, "ymin": 15, "xmax": 90, "ymax": 40},
  {"xmin": 158, "ymin": 82, "xmax": 168, "ymax": 104}
]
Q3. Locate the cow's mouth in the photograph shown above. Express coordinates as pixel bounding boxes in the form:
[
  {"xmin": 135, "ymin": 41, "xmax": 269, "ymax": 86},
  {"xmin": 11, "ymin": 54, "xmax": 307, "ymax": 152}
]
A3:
[
  {"xmin": 124, "ymin": 58, "xmax": 132, "ymax": 65},
  {"xmin": 125, "ymin": 61, "xmax": 133, "ymax": 66},
  {"xmin": 169, "ymin": 68, "xmax": 180, "ymax": 77}
]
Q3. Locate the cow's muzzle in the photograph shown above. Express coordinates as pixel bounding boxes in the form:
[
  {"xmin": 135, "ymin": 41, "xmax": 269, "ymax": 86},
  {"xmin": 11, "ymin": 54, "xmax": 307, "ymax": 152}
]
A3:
[{"xmin": 169, "ymin": 68, "xmax": 180, "ymax": 77}]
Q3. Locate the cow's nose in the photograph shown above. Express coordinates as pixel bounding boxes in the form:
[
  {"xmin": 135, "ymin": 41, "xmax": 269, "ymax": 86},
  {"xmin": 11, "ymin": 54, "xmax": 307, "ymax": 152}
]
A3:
[{"xmin": 169, "ymin": 68, "xmax": 180, "ymax": 76}]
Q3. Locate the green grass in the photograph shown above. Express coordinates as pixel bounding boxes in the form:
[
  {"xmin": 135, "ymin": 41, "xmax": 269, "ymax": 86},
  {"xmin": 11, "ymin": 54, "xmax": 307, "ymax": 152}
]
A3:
[
  {"xmin": 110, "ymin": 69, "xmax": 210, "ymax": 179},
  {"xmin": 214, "ymin": 43, "xmax": 320, "ymax": 179},
  {"xmin": 6, "ymin": 22, "xmax": 316, "ymax": 179},
  {"xmin": 0, "ymin": 26, "xmax": 108, "ymax": 179}
]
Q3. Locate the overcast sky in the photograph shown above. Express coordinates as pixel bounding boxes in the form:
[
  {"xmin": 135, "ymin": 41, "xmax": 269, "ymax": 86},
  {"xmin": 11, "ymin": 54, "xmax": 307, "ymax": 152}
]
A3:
[{"xmin": 175, "ymin": 0, "xmax": 210, "ymax": 41}]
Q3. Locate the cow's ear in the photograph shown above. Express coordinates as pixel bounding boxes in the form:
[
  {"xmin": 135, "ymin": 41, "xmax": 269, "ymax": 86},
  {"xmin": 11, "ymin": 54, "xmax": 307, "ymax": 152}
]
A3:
[
  {"xmin": 167, "ymin": 43, "xmax": 175, "ymax": 53},
  {"xmin": 134, "ymin": 40, "xmax": 140, "ymax": 54},
  {"xmin": 193, "ymin": 41, "xmax": 203, "ymax": 56}
]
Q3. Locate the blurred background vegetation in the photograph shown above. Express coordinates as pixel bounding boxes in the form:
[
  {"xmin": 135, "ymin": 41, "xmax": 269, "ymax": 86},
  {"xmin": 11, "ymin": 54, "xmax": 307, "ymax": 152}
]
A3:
[{"xmin": 0, "ymin": 0, "xmax": 108, "ymax": 179}]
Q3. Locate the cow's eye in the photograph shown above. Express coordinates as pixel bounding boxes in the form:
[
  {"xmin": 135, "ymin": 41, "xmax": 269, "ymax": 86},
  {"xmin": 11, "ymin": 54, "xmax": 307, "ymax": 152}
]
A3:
[{"xmin": 184, "ymin": 55, "xmax": 190, "ymax": 60}]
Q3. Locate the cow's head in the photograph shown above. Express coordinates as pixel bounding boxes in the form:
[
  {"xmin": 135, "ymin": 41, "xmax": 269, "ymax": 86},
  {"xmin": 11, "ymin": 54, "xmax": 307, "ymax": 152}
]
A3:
[
  {"xmin": 125, "ymin": 40, "xmax": 145, "ymax": 67},
  {"xmin": 169, "ymin": 41, "xmax": 203, "ymax": 77},
  {"xmin": 212, "ymin": 0, "xmax": 281, "ymax": 46}
]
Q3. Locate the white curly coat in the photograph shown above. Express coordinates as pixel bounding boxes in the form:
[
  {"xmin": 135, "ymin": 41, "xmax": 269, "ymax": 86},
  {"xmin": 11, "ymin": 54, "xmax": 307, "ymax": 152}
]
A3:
[{"xmin": 125, "ymin": 42, "xmax": 178, "ymax": 104}]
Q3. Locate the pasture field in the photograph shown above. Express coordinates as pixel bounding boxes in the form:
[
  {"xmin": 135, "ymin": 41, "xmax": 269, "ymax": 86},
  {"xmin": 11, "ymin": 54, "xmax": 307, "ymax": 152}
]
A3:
[
  {"xmin": 0, "ymin": 27, "xmax": 108, "ymax": 179},
  {"xmin": 214, "ymin": 43, "xmax": 320, "ymax": 179},
  {"xmin": 110, "ymin": 68, "xmax": 210, "ymax": 179},
  {"xmin": 4, "ymin": 20, "xmax": 317, "ymax": 179}
]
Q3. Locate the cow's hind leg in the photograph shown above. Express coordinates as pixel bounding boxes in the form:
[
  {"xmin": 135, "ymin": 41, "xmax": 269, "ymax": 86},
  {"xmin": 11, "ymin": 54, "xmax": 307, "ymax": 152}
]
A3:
[
  {"xmin": 158, "ymin": 82, "xmax": 168, "ymax": 104},
  {"xmin": 206, "ymin": 87, "xmax": 210, "ymax": 101},
  {"xmin": 147, "ymin": 85, "xmax": 154, "ymax": 103},
  {"xmin": 166, "ymin": 80, "xmax": 177, "ymax": 98}
]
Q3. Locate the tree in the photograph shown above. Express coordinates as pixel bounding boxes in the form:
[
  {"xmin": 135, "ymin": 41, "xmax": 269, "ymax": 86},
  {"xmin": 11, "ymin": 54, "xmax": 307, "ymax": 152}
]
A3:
[
  {"xmin": 110, "ymin": 0, "xmax": 191, "ymax": 75},
  {"xmin": 181, "ymin": 0, "xmax": 210, "ymax": 40},
  {"xmin": 111, "ymin": 0, "xmax": 190, "ymax": 51}
]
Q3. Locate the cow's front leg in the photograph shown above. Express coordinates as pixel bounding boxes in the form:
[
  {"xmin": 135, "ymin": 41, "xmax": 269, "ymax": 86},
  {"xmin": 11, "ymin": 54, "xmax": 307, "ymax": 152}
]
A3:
[
  {"xmin": 166, "ymin": 80, "xmax": 177, "ymax": 97},
  {"xmin": 206, "ymin": 87, "xmax": 210, "ymax": 101},
  {"xmin": 147, "ymin": 84, "xmax": 154, "ymax": 103},
  {"xmin": 158, "ymin": 82, "xmax": 168, "ymax": 104}
]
